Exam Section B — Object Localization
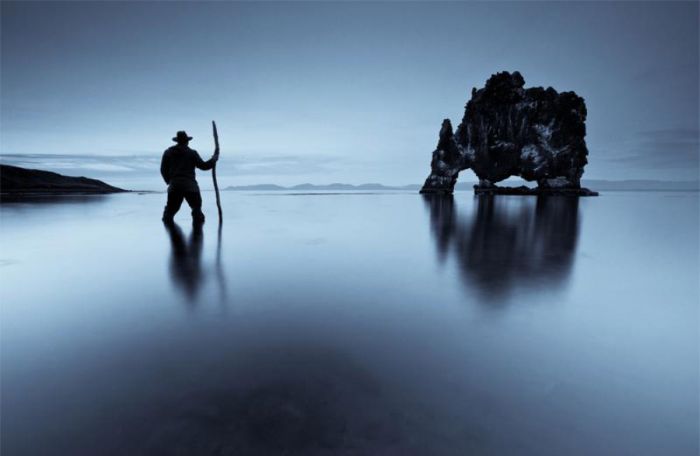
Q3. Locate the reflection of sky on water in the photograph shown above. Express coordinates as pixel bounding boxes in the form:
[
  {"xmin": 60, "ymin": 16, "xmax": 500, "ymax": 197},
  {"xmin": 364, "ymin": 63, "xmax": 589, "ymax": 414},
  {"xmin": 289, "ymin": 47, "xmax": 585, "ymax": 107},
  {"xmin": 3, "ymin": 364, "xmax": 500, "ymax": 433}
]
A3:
[
  {"xmin": 0, "ymin": 192, "xmax": 697, "ymax": 455},
  {"xmin": 424, "ymin": 195, "xmax": 580, "ymax": 302}
]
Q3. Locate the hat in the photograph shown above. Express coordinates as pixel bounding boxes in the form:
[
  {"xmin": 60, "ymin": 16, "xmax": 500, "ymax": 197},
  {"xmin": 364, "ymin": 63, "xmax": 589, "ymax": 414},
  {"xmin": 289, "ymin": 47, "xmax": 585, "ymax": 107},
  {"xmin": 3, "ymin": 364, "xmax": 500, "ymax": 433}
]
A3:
[{"xmin": 172, "ymin": 131, "xmax": 193, "ymax": 142}]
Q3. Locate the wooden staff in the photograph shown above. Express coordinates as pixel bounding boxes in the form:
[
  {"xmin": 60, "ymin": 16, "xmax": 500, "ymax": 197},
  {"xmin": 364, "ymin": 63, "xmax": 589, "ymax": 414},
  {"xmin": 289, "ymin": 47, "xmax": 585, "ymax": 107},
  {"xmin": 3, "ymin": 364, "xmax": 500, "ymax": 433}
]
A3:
[{"xmin": 212, "ymin": 120, "xmax": 223, "ymax": 224}]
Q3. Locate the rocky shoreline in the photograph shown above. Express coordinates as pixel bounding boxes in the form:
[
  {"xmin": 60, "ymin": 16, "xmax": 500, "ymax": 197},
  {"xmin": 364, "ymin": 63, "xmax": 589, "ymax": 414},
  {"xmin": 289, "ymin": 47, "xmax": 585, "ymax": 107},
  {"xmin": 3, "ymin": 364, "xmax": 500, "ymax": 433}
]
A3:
[{"xmin": 0, "ymin": 164, "xmax": 127, "ymax": 196}]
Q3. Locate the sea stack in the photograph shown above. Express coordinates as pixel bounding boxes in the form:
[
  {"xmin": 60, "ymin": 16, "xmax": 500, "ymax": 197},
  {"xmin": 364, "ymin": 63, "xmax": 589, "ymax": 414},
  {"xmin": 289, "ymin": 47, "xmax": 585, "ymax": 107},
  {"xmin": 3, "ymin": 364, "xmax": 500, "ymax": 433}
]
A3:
[{"xmin": 420, "ymin": 71, "xmax": 597, "ymax": 196}]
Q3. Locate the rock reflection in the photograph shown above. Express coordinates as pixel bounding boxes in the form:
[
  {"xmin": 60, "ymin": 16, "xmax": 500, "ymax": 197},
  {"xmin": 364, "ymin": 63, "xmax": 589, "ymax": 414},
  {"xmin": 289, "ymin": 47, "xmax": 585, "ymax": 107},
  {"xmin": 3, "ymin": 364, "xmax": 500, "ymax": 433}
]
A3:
[
  {"xmin": 424, "ymin": 194, "xmax": 581, "ymax": 301},
  {"xmin": 163, "ymin": 221, "xmax": 206, "ymax": 303}
]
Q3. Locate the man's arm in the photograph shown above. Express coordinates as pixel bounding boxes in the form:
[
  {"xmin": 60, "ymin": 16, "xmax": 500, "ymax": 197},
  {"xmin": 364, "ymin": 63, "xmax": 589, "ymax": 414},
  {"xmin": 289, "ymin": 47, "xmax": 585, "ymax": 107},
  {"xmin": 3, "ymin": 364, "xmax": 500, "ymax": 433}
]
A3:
[
  {"xmin": 194, "ymin": 148, "xmax": 219, "ymax": 171},
  {"xmin": 160, "ymin": 151, "xmax": 170, "ymax": 184}
]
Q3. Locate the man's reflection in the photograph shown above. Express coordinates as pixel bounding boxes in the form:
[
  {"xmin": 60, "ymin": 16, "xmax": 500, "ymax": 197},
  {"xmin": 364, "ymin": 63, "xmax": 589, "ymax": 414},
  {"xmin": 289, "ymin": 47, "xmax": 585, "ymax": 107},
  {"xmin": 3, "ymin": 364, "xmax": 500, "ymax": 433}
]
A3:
[
  {"xmin": 423, "ymin": 194, "xmax": 581, "ymax": 302},
  {"xmin": 164, "ymin": 221, "xmax": 205, "ymax": 303}
]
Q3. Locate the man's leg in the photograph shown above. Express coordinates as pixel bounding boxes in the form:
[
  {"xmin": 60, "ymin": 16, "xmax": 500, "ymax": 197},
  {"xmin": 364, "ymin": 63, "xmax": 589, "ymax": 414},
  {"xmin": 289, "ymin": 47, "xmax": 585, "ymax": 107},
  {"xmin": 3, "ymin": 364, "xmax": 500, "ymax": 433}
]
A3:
[
  {"xmin": 163, "ymin": 189, "xmax": 185, "ymax": 222},
  {"xmin": 184, "ymin": 191, "xmax": 205, "ymax": 223}
]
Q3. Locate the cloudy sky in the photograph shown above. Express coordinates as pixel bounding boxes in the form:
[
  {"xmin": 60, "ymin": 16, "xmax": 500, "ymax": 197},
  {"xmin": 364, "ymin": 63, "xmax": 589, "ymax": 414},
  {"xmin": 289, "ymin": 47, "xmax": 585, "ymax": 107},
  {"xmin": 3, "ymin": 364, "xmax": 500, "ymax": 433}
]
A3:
[{"xmin": 1, "ymin": 1, "xmax": 698, "ymax": 189}]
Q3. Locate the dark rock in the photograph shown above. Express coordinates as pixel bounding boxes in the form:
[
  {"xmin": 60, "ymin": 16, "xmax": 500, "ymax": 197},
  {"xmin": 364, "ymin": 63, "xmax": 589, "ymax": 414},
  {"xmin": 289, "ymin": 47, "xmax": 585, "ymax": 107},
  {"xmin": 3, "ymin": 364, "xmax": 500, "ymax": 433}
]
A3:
[
  {"xmin": 419, "ymin": 119, "xmax": 462, "ymax": 194},
  {"xmin": 0, "ymin": 164, "xmax": 126, "ymax": 195},
  {"xmin": 420, "ymin": 71, "xmax": 596, "ymax": 196}
]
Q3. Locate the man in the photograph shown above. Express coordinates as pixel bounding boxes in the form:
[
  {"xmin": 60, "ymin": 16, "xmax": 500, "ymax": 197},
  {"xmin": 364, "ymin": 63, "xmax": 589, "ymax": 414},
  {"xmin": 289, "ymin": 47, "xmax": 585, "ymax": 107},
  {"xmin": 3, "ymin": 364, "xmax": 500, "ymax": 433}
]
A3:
[{"xmin": 161, "ymin": 130, "xmax": 219, "ymax": 223}]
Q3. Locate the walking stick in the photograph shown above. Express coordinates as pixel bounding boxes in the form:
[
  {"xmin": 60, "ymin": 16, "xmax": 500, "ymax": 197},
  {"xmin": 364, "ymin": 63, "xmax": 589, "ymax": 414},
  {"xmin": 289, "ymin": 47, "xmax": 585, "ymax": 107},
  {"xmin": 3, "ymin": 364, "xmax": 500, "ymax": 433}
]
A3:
[{"xmin": 212, "ymin": 120, "xmax": 223, "ymax": 224}]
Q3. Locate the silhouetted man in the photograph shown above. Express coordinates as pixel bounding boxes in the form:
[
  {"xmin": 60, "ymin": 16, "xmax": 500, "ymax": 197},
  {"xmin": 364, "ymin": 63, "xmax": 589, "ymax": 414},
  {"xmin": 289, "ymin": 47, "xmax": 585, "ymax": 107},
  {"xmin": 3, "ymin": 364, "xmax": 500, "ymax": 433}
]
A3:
[{"xmin": 161, "ymin": 130, "xmax": 219, "ymax": 223}]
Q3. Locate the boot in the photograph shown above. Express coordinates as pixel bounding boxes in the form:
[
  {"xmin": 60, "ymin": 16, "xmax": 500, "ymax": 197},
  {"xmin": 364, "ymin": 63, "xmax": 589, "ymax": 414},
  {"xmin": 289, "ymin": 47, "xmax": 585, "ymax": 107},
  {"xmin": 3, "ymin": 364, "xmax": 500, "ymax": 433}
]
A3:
[
  {"xmin": 192, "ymin": 211, "xmax": 205, "ymax": 224},
  {"xmin": 162, "ymin": 210, "xmax": 175, "ymax": 224}
]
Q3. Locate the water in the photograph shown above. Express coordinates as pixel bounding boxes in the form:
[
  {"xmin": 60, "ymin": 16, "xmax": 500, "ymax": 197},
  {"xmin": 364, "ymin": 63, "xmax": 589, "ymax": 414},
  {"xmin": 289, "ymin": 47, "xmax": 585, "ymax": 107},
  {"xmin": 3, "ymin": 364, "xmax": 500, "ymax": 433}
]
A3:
[{"xmin": 1, "ymin": 191, "xmax": 698, "ymax": 455}]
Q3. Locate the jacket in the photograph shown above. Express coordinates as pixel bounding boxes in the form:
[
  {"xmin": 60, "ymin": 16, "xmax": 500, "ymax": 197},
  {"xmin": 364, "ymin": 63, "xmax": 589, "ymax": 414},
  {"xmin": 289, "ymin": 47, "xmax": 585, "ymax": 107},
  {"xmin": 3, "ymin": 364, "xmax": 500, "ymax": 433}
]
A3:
[{"xmin": 160, "ymin": 145, "xmax": 215, "ymax": 192}]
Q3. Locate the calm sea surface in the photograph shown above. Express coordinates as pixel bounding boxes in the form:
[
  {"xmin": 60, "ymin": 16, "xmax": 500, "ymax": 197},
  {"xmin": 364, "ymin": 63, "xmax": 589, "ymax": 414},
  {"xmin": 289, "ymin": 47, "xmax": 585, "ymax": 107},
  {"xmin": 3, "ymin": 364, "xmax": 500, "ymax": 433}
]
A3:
[{"xmin": 1, "ymin": 191, "xmax": 698, "ymax": 455}]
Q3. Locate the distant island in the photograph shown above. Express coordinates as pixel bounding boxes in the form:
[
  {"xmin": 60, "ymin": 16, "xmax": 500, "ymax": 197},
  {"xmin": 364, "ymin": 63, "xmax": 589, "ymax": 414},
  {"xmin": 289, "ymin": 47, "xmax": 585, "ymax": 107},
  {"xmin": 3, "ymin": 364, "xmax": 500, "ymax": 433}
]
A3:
[
  {"xmin": 0, "ymin": 164, "xmax": 127, "ymax": 195},
  {"xmin": 224, "ymin": 180, "xmax": 698, "ymax": 192},
  {"xmin": 224, "ymin": 183, "xmax": 420, "ymax": 192}
]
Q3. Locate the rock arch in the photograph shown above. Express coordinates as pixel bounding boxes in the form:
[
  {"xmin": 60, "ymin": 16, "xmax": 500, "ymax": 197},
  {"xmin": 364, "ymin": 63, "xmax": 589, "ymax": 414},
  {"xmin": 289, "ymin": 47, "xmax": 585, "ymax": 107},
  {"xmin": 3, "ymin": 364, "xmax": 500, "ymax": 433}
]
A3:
[{"xmin": 420, "ymin": 71, "xmax": 596, "ymax": 196}]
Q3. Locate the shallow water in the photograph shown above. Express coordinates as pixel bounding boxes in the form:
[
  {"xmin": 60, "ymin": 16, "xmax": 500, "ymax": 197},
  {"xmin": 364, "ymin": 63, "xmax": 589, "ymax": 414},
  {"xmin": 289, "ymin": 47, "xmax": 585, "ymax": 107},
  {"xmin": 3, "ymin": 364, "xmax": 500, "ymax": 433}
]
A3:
[{"xmin": 1, "ymin": 191, "xmax": 698, "ymax": 455}]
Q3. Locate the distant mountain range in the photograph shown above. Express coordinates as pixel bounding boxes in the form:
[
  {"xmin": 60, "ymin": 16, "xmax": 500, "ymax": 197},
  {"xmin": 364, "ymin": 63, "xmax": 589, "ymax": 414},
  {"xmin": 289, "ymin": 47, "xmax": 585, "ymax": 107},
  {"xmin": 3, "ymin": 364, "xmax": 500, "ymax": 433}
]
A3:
[
  {"xmin": 2, "ymin": 163, "xmax": 697, "ymax": 196},
  {"xmin": 225, "ymin": 180, "xmax": 699, "ymax": 192},
  {"xmin": 224, "ymin": 183, "xmax": 420, "ymax": 191},
  {"xmin": 581, "ymin": 179, "xmax": 699, "ymax": 191}
]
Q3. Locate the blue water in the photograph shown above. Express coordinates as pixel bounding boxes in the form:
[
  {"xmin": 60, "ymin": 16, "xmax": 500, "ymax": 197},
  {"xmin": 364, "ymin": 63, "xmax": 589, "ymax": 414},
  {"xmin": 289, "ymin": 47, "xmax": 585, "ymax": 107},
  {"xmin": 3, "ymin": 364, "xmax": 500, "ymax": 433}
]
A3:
[{"xmin": 1, "ymin": 191, "xmax": 698, "ymax": 455}]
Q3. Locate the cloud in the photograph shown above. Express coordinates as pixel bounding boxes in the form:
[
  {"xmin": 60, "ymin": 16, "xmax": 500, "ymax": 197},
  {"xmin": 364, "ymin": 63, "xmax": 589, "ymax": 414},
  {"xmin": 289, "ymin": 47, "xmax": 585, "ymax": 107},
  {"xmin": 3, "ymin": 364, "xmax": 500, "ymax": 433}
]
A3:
[
  {"xmin": 602, "ymin": 128, "xmax": 699, "ymax": 170},
  {"xmin": 0, "ymin": 152, "xmax": 347, "ymax": 178},
  {"xmin": 630, "ymin": 62, "xmax": 698, "ymax": 86},
  {"xmin": 0, "ymin": 154, "xmax": 159, "ymax": 176}
]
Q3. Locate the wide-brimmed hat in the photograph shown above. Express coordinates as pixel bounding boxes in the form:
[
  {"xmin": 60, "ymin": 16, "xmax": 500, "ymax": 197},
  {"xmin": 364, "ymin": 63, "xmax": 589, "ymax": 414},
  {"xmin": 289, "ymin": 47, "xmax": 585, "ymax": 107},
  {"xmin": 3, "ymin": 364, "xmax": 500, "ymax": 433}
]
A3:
[{"xmin": 172, "ymin": 131, "xmax": 193, "ymax": 142}]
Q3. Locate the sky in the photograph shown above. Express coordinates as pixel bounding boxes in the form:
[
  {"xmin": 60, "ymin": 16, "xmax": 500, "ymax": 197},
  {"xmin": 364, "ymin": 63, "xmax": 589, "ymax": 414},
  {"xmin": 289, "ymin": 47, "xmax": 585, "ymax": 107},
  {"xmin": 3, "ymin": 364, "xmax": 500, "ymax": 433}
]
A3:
[{"xmin": 1, "ymin": 1, "xmax": 698, "ymax": 189}]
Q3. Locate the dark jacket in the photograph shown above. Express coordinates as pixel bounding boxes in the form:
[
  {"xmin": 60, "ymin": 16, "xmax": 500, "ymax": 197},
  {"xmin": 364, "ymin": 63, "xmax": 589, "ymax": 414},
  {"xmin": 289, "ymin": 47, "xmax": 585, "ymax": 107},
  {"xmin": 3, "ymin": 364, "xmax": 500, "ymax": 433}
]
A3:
[{"xmin": 160, "ymin": 145, "xmax": 215, "ymax": 192}]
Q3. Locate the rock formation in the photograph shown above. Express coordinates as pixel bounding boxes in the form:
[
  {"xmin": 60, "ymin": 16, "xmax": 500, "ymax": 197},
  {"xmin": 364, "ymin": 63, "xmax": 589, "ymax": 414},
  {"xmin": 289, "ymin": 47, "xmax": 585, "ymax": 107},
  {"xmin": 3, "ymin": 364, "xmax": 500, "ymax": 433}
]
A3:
[
  {"xmin": 0, "ymin": 164, "xmax": 126, "ymax": 195},
  {"xmin": 420, "ymin": 71, "xmax": 597, "ymax": 195}
]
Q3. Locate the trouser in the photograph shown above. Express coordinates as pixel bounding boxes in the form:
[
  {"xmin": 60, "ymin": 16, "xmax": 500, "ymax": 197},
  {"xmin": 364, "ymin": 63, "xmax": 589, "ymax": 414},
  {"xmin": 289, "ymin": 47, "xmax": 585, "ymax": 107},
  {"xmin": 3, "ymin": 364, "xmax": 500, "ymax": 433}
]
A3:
[{"xmin": 163, "ymin": 189, "xmax": 205, "ymax": 222}]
